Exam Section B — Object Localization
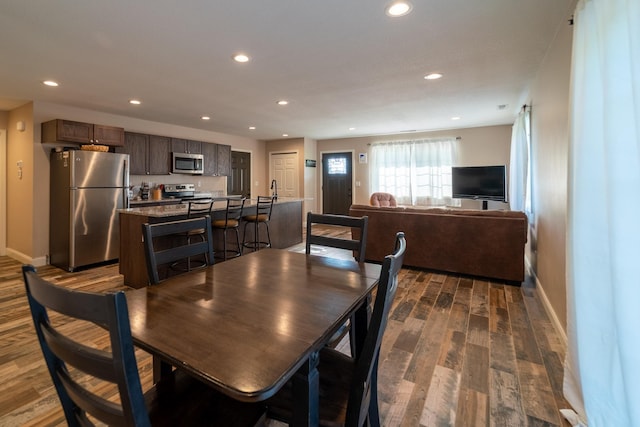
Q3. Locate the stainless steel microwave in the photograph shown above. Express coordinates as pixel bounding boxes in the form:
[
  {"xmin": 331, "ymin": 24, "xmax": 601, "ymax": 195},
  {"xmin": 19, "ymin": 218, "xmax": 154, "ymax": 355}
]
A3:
[{"xmin": 172, "ymin": 152, "xmax": 204, "ymax": 175}]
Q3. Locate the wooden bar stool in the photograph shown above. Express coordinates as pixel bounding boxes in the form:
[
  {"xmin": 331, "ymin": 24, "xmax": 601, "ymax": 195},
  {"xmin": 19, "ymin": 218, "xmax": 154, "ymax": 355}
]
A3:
[
  {"xmin": 213, "ymin": 196, "xmax": 246, "ymax": 260},
  {"xmin": 242, "ymin": 195, "xmax": 275, "ymax": 252}
]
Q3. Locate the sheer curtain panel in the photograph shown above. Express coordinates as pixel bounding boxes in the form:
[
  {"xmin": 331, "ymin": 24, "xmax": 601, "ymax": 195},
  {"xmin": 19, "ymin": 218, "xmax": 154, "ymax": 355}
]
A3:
[
  {"xmin": 509, "ymin": 107, "xmax": 530, "ymax": 214},
  {"xmin": 565, "ymin": 0, "xmax": 640, "ymax": 425},
  {"xmin": 370, "ymin": 138, "xmax": 458, "ymax": 207}
]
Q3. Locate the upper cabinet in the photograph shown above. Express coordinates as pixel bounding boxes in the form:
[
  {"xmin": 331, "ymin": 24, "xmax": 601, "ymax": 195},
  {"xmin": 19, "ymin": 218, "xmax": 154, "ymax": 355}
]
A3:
[
  {"xmin": 171, "ymin": 138, "xmax": 201, "ymax": 154},
  {"xmin": 217, "ymin": 144, "xmax": 231, "ymax": 176},
  {"xmin": 116, "ymin": 132, "xmax": 171, "ymax": 175},
  {"xmin": 42, "ymin": 119, "xmax": 124, "ymax": 146},
  {"xmin": 201, "ymin": 142, "xmax": 231, "ymax": 176},
  {"xmin": 201, "ymin": 142, "xmax": 217, "ymax": 176}
]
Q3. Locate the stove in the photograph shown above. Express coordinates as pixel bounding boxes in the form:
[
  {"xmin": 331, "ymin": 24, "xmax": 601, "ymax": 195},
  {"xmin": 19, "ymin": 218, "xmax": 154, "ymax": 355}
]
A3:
[{"xmin": 162, "ymin": 183, "xmax": 212, "ymax": 200}]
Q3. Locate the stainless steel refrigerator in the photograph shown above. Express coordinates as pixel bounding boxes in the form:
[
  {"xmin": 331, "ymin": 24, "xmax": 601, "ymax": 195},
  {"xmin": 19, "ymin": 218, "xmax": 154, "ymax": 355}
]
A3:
[{"xmin": 50, "ymin": 150, "xmax": 129, "ymax": 271}]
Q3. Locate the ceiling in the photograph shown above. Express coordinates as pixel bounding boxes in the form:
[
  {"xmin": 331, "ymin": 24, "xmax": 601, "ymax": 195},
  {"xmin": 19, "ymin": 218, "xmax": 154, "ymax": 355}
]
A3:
[{"xmin": 0, "ymin": 0, "xmax": 572, "ymax": 141}]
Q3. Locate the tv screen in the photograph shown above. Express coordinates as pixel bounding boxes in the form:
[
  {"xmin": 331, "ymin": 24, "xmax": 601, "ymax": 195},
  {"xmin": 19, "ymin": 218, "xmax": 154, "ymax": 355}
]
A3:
[{"xmin": 452, "ymin": 165, "xmax": 507, "ymax": 202}]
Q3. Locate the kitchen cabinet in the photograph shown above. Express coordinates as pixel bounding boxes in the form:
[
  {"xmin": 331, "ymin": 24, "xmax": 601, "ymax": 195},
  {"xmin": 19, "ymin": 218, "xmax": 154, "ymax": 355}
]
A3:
[
  {"xmin": 42, "ymin": 119, "xmax": 124, "ymax": 146},
  {"xmin": 117, "ymin": 132, "xmax": 171, "ymax": 175},
  {"xmin": 200, "ymin": 142, "xmax": 231, "ymax": 176},
  {"xmin": 217, "ymin": 144, "xmax": 231, "ymax": 176},
  {"xmin": 171, "ymin": 138, "xmax": 201, "ymax": 154},
  {"xmin": 201, "ymin": 142, "xmax": 218, "ymax": 176}
]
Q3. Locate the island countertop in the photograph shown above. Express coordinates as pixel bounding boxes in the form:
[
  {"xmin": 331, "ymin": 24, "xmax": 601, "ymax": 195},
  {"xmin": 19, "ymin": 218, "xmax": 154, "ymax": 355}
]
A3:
[
  {"xmin": 120, "ymin": 197, "xmax": 304, "ymax": 218},
  {"xmin": 119, "ymin": 197, "xmax": 303, "ymax": 288}
]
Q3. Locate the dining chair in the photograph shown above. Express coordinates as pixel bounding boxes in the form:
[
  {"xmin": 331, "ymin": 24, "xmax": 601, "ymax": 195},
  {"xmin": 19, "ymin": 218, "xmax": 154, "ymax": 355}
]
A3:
[
  {"xmin": 242, "ymin": 195, "xmax": 275, "ymax": 252},
  {"xmin": 22, "ymin": 264, "xmax": 266, "ymax": 427},
  {"xmin": 142, "ymin": 216, "xmax": 215, "ymax": 285},
  {"xmin": 213, "ymin": 196, "xmax": 246, "ymax": 260},
  {"xmin": 266, "ymin": 232, "xmax": 407, "ymax": 427},
  {"xmin": 306, "ymin": 212, "xmax": 369, "ymax": 354},
  {"xmin": 306, "ymin": 212, "xmax": 368, "ymax": 261}
]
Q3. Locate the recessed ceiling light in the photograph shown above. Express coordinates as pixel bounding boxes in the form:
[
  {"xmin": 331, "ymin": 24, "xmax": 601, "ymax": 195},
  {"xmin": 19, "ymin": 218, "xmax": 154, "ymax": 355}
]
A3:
[
  {"xmin": 249, "ymin": 126, "xmax": 256, "ymax": 130},
  {"xmin": 451, "ymin": 116, "xmax": 461, "ymax": 120},
  {"xmin": 277, "ymin": 100, "xmax": 289, "ymax": 106},
  {"xmin": 386, "ymin": 1, "xmax": 412, "ymax": 17},
  {"xmin": 424, "ymin": 73, "xmax": 443, "ymax": 80},
  {"xmin": 349, "ymin": 127, "xmax": 356, "ymax": 131},
  {"xmin": 201, "ymin": 116, "xmax": 210, "ymax": 120},
  {"xmin": 282, "ymin": 134, "xmax": 289, "ymax": 137},
  {"xmin": 43, "ymin": 80, "xmax": 59, "ymax": 87},
  {"xmin": 129, "ymin": 99, "xmax": 141, "ymax": 105},
  {"xmin": 233, "ymin": 53, "xmax": 250, "ymax": 63}
]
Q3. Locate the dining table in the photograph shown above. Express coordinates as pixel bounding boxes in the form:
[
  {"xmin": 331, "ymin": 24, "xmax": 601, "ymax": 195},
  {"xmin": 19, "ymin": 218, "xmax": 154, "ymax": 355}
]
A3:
[{"xmin": 125, "ymin": 248, "xmax": 382, "ymax": 427}]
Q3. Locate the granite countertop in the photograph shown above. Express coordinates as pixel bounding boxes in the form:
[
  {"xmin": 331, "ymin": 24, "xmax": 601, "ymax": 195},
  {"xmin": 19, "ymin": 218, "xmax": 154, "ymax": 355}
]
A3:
[{"xmin": 120, "ymin": 196, "xmax": 303, "ymax": 218}]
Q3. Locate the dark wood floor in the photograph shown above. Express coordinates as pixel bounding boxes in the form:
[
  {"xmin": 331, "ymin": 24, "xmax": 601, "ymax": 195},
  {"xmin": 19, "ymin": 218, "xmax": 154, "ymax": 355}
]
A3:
[{"xmin": 0, "ymin": 226, "xmax": 569, "ymax": 426}]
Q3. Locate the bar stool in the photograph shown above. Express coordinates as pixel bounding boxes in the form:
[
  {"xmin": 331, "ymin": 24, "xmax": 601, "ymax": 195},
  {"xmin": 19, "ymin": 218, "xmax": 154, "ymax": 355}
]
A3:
[
  {"xmin": 212, "ymin": 196, "xmax": 246, "ymax": 260},
  {"xmin": 242, "ymin": 195, "xmax": 275, "ymax": 252},
  {"xmin": 173, "ymin": 199, "xmax": 214, "ymax": 271}
]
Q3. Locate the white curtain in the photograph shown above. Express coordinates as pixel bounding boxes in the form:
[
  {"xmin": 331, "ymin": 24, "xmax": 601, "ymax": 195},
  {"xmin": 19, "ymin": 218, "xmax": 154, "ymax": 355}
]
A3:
[
  {"xmin": 509, "ymin": 108, "xmax": 529, "ymax": 213},
  {"xmin": 565, "ymin": 0, "xmax": 640, "ymax": 426},
  {"xmin": 370, "ymin": 138, "xmax": 459, "ymax": 207}
]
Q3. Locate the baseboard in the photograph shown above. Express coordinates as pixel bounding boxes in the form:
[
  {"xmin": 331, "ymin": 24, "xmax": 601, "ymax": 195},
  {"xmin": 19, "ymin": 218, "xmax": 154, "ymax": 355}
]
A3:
[
  {"xmin": 526, "ymin": 258, "xmax": 568, "ymax": 347},
  {"xmin": 6, "ymin": 248, "xmax": 48, "ymax": 267}
]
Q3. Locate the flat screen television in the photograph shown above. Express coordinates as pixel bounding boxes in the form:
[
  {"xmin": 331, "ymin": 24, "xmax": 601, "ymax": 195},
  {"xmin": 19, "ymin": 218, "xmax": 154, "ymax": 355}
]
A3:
[{"xmin": 452, "ymin": 165, "xmax": 507, "ymax": 205}]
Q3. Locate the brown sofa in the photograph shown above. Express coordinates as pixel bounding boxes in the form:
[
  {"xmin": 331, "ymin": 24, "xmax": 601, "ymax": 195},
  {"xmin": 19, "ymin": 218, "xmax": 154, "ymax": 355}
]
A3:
[{"xmin": 349, "ymin": 204, "xmax": 528, "ymax": 283}]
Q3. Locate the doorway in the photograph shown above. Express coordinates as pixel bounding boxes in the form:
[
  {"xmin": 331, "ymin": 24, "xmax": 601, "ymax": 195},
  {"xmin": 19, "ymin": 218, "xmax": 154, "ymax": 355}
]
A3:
[
  {"xmin": 322, "ymin": 152, "xmax": 353, "ymax": 215},
  {"xmin": 270, "ymin": 152, "xmax": 299, "ymax": 198},
  {"xmin": 228, "ymin": 151, "xmax": 251, "ymax": 198}
]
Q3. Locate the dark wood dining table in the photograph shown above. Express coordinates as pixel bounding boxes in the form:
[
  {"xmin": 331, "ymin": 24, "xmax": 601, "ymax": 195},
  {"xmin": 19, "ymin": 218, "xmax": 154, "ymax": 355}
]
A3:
[{"xmin": 125, "ymin": 248, "xmax": 382, "ymax": 427}]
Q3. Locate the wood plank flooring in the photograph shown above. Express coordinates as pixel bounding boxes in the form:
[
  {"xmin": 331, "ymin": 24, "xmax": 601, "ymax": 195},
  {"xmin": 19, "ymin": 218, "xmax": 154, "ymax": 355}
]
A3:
[{"xmin": 0, "ymin": 225, "xmax": 569, "ymax": 426}]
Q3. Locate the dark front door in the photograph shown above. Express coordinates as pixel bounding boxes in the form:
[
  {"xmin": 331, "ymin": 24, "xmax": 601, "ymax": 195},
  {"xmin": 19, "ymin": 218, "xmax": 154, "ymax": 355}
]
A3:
[
  {"xmin": 322, "ymin": 152, "xmax": 353, "ymax": 215},
  {"xmin": 228, "ymin": 151, "xmax": 251, "ymax": 198}
]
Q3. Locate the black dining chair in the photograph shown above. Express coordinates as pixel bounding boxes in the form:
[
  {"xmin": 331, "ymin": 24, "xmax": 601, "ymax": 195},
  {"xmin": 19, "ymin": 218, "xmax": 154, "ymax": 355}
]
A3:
[
  {"xmin": 306, "ymin": 212, "xmax": 369, "ymax": 353},
  {"xmin": 266, "ymin": 232, "xmax": 407, "ymax": 427},
  {"xmin": 142, "ymin": 216, "xmax": 215, "ymax": 285},
  {"xmin": 22, "ymin": 264, "xmax": 266, "ymax": 427},
  {"xmin": 242, "ymin": 195, "xmax": 275, "ymax": 252},
  {"xmin": 213, "ymin": 196, "xmax": 246, "ymax": 260},
  {"xmin": 306, "ymin": 212, "xmax": 368, "ymax": 261}
]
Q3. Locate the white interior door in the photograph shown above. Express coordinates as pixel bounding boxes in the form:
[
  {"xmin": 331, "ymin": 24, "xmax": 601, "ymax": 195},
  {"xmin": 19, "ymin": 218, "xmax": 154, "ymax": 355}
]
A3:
[{"xmin": 271, "ymin": 152, "xmax": 298, "ymax": 198}]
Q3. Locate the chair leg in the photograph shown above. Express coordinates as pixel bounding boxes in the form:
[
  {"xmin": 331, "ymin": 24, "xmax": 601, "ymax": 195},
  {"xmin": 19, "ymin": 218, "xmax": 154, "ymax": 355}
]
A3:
[
  {"xmin": 222, "ymin": 228, "xmax": 228, "ymax": 261},
  {"xmin": 367, "ymin": 356, "xmax": 381, "ymax": 427},
  {"xmin": 234, "ymin": 227, "xmax": 242, "ymax": 256},
  {"xmin": 264, "ymin": 221, "xmax": 272, "ymax": 248}
]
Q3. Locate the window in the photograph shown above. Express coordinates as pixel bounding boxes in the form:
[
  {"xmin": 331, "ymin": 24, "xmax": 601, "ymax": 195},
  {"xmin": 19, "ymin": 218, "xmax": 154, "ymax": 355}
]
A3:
[
  {"xmin": 327, "ymin": 157, "xmax": 347, "ymax": 175},
  {"xmin": 370, "ymin": 137, "xmax": 459, "ymax": 207}
]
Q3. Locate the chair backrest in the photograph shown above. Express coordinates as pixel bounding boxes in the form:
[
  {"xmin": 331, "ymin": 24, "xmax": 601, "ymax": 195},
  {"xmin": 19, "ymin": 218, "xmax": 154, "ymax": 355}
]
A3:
[
  {"xmin": 22, "ymin": 264, "xmax": 151, "ymax": 426},
  {"xmin": 347, "ymin": 232, "xmax": 406, "ymax": 426},
  {"xmin": 305, "ymin": 212, "xmax": 368, "ymax": 262},
  {"xmin": 223, "ymin": 196, "xmax": 246, "ymax": 223},
  {"xmin": 255, "ymin": 195, "xmax": 275, "ymax": 220},
  {"xmin": 369, "ymin": 192, "xmax": 397, "ymax": 207},
  {"xmin": 142, "ymin": 216, "xmax": 215, "ymax": 284},
  {"xmin": 187, "ymin": 199, "xmax": 214, "ymax": 218}
]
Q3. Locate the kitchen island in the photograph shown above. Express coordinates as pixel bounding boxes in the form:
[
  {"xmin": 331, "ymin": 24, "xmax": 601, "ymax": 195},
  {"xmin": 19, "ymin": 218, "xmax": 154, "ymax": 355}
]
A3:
[{"xmin": 119, "ymin": 197, "xmax": 303, "ymax": 288}]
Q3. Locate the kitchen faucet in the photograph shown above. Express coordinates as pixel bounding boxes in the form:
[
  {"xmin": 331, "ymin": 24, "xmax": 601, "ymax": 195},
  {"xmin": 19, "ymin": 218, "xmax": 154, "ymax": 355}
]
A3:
[{"xmin": 270, "ymin": 179, "xmax": 278, "ymax": 200}]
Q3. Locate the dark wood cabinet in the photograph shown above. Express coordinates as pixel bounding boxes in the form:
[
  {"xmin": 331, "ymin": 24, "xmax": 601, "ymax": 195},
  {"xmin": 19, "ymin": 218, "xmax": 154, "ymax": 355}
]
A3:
[
  {"xmin": 171, "ymin": 138, "xmax": 202, "ymax": 154},
  {"xmin": 42, "ymin": 119, "xmax": 124, "ymax": 146},
  {"xmin": 217, "ymin": 144, "xmax": 231, "ymax": 176},
  {"xmin": 201, "ymin": 142, "xmax": 218, "ymax": 176},
  {"xmin": 148, "ymin": 135, "xmax": 171, "ymax": 175},
  {"xmin": 117, "ymin": 132, "xmax": 171, "ymax": 175}
]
